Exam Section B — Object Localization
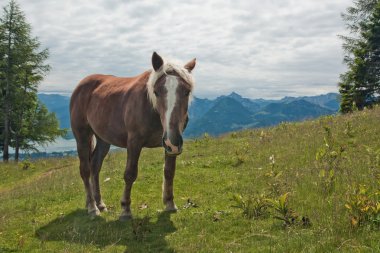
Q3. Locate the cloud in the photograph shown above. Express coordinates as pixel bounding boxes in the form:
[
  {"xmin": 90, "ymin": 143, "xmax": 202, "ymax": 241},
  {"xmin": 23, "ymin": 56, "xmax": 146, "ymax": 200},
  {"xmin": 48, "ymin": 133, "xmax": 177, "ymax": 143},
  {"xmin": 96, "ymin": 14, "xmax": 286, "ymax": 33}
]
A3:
[{"xmin": 15, "ymin": 0, "xmax": 352, "ymax": 99}]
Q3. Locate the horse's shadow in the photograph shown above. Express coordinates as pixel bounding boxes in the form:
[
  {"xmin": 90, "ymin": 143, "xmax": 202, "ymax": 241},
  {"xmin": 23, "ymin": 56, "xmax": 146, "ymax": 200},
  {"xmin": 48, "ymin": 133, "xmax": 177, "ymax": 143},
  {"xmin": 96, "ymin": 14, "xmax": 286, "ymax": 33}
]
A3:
[{"xmin": 36, "ymin": 209, "xmax": 176, "ymax": 252}]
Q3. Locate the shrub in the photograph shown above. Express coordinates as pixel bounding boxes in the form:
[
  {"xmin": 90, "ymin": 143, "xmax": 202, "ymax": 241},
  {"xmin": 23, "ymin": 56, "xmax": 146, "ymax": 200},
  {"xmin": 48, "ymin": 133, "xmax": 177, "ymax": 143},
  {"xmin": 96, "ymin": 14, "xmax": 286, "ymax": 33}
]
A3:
[
  {"xmin": 231, "ymin": 193, "xmax": 270, "ymax": 219},
  {"xmin": 345, "ymin": 184, "xmax": 380, "ymax": 229}
]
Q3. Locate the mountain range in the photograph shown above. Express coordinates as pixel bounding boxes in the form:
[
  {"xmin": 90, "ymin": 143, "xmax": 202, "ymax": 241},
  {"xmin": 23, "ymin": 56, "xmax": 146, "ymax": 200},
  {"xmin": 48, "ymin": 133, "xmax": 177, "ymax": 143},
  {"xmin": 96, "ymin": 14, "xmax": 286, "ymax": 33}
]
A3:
[{"xmin": 38, "ymin": 92, "xmax": 340, "ymax": 139}]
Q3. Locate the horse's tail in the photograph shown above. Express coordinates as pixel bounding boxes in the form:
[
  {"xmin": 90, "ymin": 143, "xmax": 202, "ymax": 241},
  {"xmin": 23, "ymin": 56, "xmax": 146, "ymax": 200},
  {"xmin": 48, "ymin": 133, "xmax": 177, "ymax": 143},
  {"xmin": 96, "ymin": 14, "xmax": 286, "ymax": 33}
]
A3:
[{"xmin": 88, "ymin": 134, "xmax": 96, "ymax": 163}]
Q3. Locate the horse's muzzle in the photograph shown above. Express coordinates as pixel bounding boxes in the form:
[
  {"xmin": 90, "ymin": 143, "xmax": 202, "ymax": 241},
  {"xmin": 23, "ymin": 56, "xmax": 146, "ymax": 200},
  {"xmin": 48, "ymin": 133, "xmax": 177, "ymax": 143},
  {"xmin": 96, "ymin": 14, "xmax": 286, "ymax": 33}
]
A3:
[{"xmin": 162, "ymin": 133, "xmax": 183, "ymax": 156}]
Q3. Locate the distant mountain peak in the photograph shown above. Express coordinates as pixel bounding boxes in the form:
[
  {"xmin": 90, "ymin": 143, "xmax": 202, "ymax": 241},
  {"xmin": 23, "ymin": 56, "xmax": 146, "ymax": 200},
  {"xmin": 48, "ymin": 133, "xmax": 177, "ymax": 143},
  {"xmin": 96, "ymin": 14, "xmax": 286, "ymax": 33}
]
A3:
[
  {"xmin": 38, "ymin": 92, "xmax": 340, "ymax": 139},
  {"xmin": 228, "ymin": 92, "xmax": 242, "ymax": 99}
]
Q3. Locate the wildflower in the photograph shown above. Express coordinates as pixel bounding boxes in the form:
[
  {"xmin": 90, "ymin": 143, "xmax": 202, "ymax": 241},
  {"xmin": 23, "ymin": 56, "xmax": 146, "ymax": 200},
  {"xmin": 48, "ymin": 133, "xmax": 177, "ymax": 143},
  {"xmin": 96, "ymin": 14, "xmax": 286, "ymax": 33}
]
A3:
[{"xmin": 269, "ymin": 155, "xmax": 275, "ymax": 165}]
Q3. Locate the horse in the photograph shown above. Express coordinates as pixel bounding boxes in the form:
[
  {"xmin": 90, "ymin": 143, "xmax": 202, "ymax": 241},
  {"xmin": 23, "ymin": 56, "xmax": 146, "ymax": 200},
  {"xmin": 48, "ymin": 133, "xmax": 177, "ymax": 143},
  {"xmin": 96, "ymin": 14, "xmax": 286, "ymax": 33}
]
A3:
[{"xmin": 70, "ymin": 52, "xmax": 196, "ymax": 219}]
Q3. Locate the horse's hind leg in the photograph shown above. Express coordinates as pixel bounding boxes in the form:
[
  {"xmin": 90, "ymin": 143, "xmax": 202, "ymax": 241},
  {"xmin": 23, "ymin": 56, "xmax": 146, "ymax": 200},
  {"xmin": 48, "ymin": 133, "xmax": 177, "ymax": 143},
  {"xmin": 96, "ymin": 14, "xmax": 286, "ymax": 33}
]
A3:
[
  {"xmin": 90, "ymin": 136, "xmax": 110, "ymax": 212},
  {"xmin": 75, "ymin": 129, "xmax": 100, "ymax": 217}
]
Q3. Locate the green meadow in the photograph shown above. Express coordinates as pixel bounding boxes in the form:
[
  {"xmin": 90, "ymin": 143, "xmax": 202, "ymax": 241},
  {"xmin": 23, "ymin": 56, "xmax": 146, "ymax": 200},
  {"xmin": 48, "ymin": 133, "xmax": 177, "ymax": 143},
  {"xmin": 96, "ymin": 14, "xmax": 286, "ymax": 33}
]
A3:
[{"xmin": 0, "ymin": 107, "xmax": 380, "ymax": 252}]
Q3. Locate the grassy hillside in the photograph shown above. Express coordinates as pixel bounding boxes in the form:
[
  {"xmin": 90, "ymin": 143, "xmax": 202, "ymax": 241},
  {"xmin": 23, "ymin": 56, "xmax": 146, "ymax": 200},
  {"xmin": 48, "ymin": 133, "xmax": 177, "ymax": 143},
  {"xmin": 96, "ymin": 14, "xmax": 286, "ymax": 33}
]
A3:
[{"xmin": 0, "ymin": 107, "xmax": 380, "ymax": 252}]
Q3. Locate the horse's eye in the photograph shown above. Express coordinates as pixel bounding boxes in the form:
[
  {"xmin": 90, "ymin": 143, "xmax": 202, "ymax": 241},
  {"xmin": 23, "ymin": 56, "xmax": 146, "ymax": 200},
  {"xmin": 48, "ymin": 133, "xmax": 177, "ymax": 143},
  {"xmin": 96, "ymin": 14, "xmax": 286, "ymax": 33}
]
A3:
[
  {"xmin": 184, "ymin": 91, "xmax": 190, "ymax": 96},
  {"xmin": 154, "ymin": 91, "xmax": 159, "ymax": 97}
]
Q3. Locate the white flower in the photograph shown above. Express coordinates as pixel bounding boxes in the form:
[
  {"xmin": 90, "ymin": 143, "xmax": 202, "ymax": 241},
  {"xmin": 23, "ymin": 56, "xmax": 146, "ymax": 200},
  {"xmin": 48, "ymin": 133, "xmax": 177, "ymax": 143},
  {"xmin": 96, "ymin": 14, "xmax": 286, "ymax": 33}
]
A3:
[{"xmin": 269, "ymin": 155, "xmax": 275, "ymax": 164}]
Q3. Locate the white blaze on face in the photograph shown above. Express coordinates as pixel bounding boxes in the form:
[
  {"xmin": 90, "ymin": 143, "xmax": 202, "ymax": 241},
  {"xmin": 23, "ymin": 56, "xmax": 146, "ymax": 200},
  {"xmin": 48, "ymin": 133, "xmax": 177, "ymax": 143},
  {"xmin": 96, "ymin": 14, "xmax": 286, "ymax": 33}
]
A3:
[{"xmin": 165, "ymin": 76, "xmax": 179, "ymax": 134}]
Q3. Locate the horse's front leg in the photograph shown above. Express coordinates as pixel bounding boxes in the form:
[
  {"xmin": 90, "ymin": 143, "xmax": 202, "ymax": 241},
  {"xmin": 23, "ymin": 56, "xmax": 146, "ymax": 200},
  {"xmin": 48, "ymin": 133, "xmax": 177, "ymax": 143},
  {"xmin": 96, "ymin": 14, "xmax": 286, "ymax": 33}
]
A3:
[
  {"xmin": 163, "ymin": 154, "xmax": 177, "ymax": 212},
  {"xmin": 120, "ymin": 142, "xmax": 142, "ymax": 220}
]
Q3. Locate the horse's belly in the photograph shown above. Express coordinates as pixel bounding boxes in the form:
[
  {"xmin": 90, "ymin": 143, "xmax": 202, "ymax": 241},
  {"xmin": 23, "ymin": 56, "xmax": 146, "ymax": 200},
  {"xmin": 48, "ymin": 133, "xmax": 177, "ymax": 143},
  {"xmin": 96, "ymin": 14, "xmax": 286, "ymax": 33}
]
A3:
[
  {"xmin": 87, "ymin": 112, "xmax": 128, "ymax": 147},
  {"xmin": 92, "ymin": 125, "xmax": 128, "ymax": 148},
  {"xmin": 100, "ymin": 132, "xmax": 128, "ymax": 148}
]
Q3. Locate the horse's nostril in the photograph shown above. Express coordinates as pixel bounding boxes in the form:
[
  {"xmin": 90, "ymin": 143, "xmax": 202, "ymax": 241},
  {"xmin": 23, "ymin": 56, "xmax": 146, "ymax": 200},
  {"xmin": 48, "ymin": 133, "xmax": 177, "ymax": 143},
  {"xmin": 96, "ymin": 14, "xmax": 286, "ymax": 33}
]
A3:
[{"xmin": 163, "ymin": 133, "xmax": 183, "ymax": 154}]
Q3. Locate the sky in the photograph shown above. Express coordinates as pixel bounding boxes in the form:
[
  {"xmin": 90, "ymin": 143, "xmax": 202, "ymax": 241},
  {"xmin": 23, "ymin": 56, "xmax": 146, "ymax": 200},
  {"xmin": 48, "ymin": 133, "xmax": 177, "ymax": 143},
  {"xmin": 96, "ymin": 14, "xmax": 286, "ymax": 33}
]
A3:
[{"xmin": 15, "ymin": 0, "xmax": 352, "ymax": 99}]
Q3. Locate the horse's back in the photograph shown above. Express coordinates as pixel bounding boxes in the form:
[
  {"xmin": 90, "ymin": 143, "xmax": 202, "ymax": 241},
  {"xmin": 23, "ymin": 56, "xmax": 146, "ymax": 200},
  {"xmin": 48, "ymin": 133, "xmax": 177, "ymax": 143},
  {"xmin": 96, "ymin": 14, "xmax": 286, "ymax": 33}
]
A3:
[
  {"xmin": 71, "ymin": 74, "xmax": 103, "ymax": 108},
  {"xmin": 70, "ymin": 72, "xmax": 155, "ymax": 147},
  {"xmin": 71, "ymin": 72, "xmax": 149, "ymax": 102},
  {"xmin": 70, "ymin": 74, "xmax": 112, "ymax": 128},
  {"xmin": 70, "ymin": 74, "xmax": 112, "ymax": 108}
]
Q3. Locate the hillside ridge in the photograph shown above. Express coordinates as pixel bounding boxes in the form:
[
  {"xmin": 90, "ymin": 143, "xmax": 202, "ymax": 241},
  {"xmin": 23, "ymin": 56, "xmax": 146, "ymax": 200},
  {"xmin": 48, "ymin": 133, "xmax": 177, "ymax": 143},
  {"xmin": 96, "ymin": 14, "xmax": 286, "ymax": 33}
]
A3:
[{"xmin": 38, "ymin": 92, "xmax": 339, "ymax": 139}]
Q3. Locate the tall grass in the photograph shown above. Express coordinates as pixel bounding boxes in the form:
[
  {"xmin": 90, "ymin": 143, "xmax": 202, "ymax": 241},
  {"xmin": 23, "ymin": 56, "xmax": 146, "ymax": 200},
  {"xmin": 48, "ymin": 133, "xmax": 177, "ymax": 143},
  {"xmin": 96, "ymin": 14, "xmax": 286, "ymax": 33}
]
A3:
[{"xmin": 0, "ymin": 107, "xmax": 380, "ymax": 252}]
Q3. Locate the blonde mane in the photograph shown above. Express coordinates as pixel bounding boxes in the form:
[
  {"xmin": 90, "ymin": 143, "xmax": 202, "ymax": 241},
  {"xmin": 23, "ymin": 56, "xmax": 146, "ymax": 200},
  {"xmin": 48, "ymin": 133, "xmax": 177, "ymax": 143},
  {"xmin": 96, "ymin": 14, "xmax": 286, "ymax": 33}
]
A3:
[{"xmin": 147, "ymin": 60, "xmax": 195, "ymax": 108}]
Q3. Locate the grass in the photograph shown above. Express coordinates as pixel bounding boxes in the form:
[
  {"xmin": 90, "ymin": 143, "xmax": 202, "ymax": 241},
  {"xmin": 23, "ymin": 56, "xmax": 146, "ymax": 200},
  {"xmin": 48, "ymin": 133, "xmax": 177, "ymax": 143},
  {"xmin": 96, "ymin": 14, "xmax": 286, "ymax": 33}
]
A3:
[{"xmin": 0, "ymin": 106, "xmax": 380, "ymax": 252}]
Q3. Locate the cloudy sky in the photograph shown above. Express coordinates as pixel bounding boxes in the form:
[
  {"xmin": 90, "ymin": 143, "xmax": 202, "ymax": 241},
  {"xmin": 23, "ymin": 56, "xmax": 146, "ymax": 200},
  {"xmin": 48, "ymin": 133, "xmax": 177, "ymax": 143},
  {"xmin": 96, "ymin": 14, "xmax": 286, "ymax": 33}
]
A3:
[{"xmin": 16, "ymin": 0, "xmax": 352, "ymax": 99}]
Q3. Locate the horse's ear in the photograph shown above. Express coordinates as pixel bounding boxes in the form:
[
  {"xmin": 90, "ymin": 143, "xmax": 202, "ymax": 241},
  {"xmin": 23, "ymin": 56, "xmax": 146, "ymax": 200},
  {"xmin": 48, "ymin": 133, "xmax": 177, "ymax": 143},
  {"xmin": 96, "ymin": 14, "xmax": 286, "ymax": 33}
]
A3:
[
  {"xmin": 152, "ymin": 52, "xmax": 164, "ymax": 71},
  {"xmin": 184, "ymin": 58, "xmax": 196, "ymax": 72}
]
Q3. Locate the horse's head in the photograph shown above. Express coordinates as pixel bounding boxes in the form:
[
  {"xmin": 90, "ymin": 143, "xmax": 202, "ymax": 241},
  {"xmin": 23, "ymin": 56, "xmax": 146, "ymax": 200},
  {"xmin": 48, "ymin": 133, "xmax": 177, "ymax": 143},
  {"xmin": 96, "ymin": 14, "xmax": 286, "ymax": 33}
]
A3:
[{"xmin": 147, "ymin": 52, "xmax": 196, "ymax": 156}]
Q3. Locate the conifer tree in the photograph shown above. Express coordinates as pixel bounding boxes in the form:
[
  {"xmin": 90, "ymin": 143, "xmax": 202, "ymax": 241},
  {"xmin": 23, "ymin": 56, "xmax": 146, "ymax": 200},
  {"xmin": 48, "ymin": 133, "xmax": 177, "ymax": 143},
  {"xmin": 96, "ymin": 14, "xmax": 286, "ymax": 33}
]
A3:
[
  {"xmin": 0, "ymin": 0, "xmax": 65, "ymax": 161},
  {"xmin": 339, "ymin": 0, "xmax": 380, "ymax": 112},
  {"xmin": 362, "ymin": 3, "xmax": 380, "ymax": 99}
]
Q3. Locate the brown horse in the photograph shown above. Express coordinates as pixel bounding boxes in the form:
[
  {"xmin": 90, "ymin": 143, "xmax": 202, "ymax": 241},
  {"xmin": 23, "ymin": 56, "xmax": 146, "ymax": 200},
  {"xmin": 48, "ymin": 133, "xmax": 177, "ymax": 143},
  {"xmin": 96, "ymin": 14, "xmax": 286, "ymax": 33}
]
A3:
[{"xmin": 70, "ymin": 52, "xmax": 196, "ymax": 219}]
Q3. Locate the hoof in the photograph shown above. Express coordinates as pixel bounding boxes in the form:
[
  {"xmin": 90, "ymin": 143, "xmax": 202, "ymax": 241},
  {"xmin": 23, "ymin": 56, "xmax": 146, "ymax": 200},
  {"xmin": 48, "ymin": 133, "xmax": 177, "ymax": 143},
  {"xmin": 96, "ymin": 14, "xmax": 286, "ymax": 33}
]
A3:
[
  {"xmin": 88, "ymin": 208, "xmax": 101, "ymax": 219},
  {"xmin": 97, "ymin": 203, "xmax": 108, "ymax": 212},
  {"xmin": 165, "ymin": 203, "xmax": 178, "ymax": 213}
]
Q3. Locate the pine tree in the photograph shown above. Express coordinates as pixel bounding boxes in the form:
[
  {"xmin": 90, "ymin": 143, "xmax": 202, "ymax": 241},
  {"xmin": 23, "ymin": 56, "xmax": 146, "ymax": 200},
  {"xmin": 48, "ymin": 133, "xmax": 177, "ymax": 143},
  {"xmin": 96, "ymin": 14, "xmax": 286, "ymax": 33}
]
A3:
[
  {"xmin": 362, "ymin": 3, "xmax": 380, "ymax": 100},
  {"xmin": 0, "ymin": 0, "xmax": 31, "ymax": 160},
  {"xmin": 339, "ymin": 0, "xmax": 380, "ymax": 112},
  {"xmin": 11, "ymin": 99, "xmax": 65, "ymax": 160},
  {"xmin": 0, "ymin": 0, "xmax": 65, "ymax": 161},
  {"xmin": 338, "ymin": 72, "xmax": 355, "ymax": 112}
]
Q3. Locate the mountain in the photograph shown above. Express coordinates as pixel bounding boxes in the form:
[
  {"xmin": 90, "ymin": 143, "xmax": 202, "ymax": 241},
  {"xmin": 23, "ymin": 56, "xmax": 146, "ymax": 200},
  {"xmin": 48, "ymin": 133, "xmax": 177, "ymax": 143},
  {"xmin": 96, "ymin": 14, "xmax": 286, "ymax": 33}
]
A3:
[
  {"xmin": 217, "ymin": 92, "xmax": 261, "ymax": 112},
  {"xmin": 185, "ymin": 99, "xmax": 334, "ymax": 137},
  {"xmin": 280, "ymin": 93, "xmax": 340, "ymax": 111},
  {"xmin": 251, "ymin": 100, "xmax": 333, "ymax": 127},
  {"xmin": 38, "ymin": 94, "xmax": 71, "ymax": 129},
  {"xmin": 186, "ymin": 93, "xmax": 337, "ymax": 137},
  {"xmin": 38, "ymin": 92, "xmax": 339, "ymax": 139},
  {"xmin": 186, "ymin": 97, "xmax": 254, "ymax": 137},
  {"xmin": 188, "ymin": 97, "xmax": 215, "ymax": 122},
  {"xmin": 261, "ymin": 100, "xmax": 333, "ymax": 121}
]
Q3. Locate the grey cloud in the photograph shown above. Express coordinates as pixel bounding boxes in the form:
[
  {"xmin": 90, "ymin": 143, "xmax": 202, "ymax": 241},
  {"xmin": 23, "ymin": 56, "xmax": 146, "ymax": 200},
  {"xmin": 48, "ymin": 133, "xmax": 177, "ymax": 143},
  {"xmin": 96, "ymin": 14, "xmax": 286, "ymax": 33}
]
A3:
[{"xmin": 16, "ymin": 0, "xmax": 352, "ymax": 99}]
